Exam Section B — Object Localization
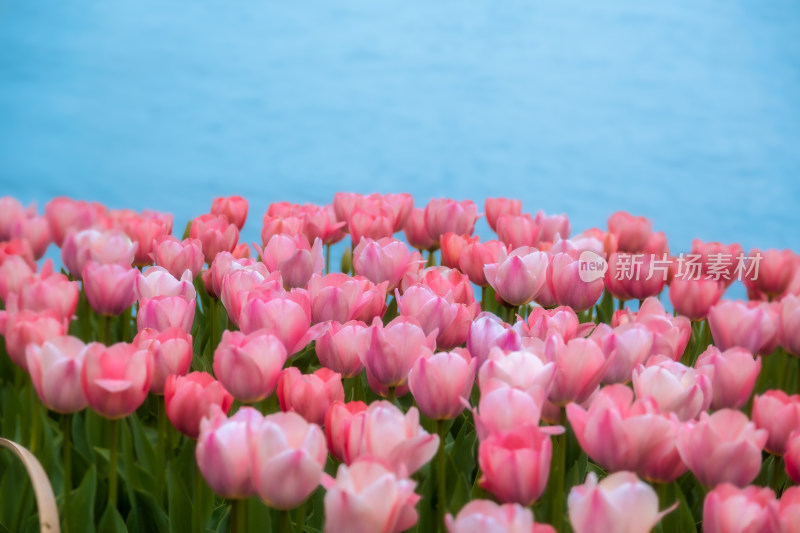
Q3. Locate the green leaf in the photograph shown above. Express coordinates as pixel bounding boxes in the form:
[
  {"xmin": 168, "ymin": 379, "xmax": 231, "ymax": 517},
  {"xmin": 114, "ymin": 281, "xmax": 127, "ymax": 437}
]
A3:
[
  {"xmin": 167, "ymin": 463, "xmax": 192, "ymax": 533},
  {"xmin": 98, "ymin": 503, "xmax": 128, "ymax": 533},
  {"xmin": 67, "ymin": 466, "xmax": 98, "ymax": 533}
]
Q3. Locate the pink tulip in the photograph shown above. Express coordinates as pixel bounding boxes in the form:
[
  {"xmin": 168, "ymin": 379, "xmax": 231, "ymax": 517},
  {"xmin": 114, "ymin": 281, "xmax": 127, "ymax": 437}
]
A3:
[
  {"xmin": 134, "ymin": 266, "xmax": 196, "ymax": 302},
  {"xmin": 677, "ymin": 409, "xmax": 767, "ymax": 487},
  {"xmin": 81, "ymin": 342, "xmax": 152, "ymax": 419},
  {"xmin": 669, "ymin": 277, "xmax": 725, "ymax": 321},
  {"xmin": 445, "ymin": 500, "xmax": 555, "ymax": 533},
  {"xmin": 211, "ymin": 195, "xmax": 249, "ymax": 230},
  {"xmin": 695, "ymin": 346, "xmax": 761, "ymax": 410},
  {"xmin": 277, "ymin": 367, "xmax": 344, "ymax": 426},
  {"xmin": 495, "ymin": 214, "xmax": 540, "ymax": 250},
  {"xmin": 404, "ymin": 208, "xmax": 437, "ymax": 251},
  {"xmin": 315, "ymin": 321, "xmax": 367, "ymax": 378},
  {"xmin": 478, "ymin": 424, "xmax": 552, "ymax": 505},
  {"xmin": 478, "ymin": 348, "xmax": 555, "ymax": 398},
  {"xmin": 44, "ymin": 197, "xmax": 107, "ymax": 247},
  {"xmin": 614, "ymin": 298, "xmax": 691, "ymax": 361},
  {"xmin": 484, "ymin": 198, "xmax": 522, "ymax": 232},
  {"xmin": 196, "ymin": 406, "xmax": 260, "ymax": 498},
  {"xmin": 607, "ymin": 211, "xmax": 653, "ymax": 253},
  {"xmin": 10, "ymin": 214, "xmax": 52, "ymax": 260},
  {"xmin": 521, "ymin": 306, "xmax": 591, "ymax": 343},
  {"xmin": 709, "ymin": 300, "xmax": 778, "ymax": 355},
  {"xmin": 136, "ymin": 295, "xmax": 195, "ymax": 333},
  {"xmin": 786, "ymin": 431, "xmax": 800, "ymax": 484},
  {"xmin": 778, "ymin": 294, "xmax": 800, "ymax": 356},
  {"xmin": 688, "ymin": 239, "xmax": 744, "ymax": 285},
  {"xmin": 25, "ymin": 336, "xmax": 89, "ymax": 413},
  {"xmin": 300, "ymin": 204, "xmax": 346, "ymax": 245},
  {"xmin": 466, "ymin": 312, "xmax": 522, "ymax": 367},
  {"xmin": 382, "ymin": 193, "xmax": 414, "ymax": 231},
  {"xmin": 534, "ymin": 210, "xmax": 570, "ymax": 243},
  {"xmin": 343, "ymin": 401, "xmax": 439, "ymax": 475},
  {"xmin": 471, "ymin": 386, "xmax": 547, "ymax": 441},
  {"xmin": 397, "ymin": 284, "xmax": 458, "ymax": 339},
  {"xmin": 424, "ymin": 198, "xmax": 478, "ymax": 245},
  {"xmin": 549, "ymin": 252, "xmax": 605, "ymax": 312},
  {"xmin": 567, "ymin": 385, "xmax": 686, "ymax": 482},
  {"xmin": 632, "ymin": 358, "xmax": 712, "ymax": 421},
  {"xmin": 0, "ymin": 255, "xmax": 35, "ymax": 303},
  {"xmin": 203, "ymin": 251, "xmax": 253, "ymax": 298},
  {"xmin": 702, "ymin": 484, "xmax": 779, "ymax": 533},
  {"xmin": 458, "ymin": 239, "xmax": 507, "ymax": 287},
  {"xmin": 0, "ymin": 309, "xmax": 68, "ymax": 370},
  {"xmin": 124, "ymin": 214, "xmax": 172, "ymax": 267},
  {"xmin": 605, "ymin": 252, "xmax": 667, "ymax": 301},
  {"xmin": 9, "ymin": 261, "xmax": 79, "ymax": 322},
  {"xmin": 360, "ymin": 316, "xmax": 436, "ymax": 394},
  {"xmin": 778, "ymin": 486, "xmax": 800, "ymax": 533},
  {"xmin": 307, "ymin": 273, "xmax": 387, "ymax": 324},
  {"xmin": 190, "ymin": 214, "xmax": 239, "ymax": 264},
  {"xmin": 349, "ymin": 209, "xmax": 395, "ymax": 245},
  {"xmin": 353, "ymin": 237, "xmax": 423, "ymax": 291},
  {"xmin": 257, "ymin": 234, "xmax": 324, "ymax": 289},
  {"xmin": 0, "ymin": 238, "xmax": 36, "ymax": 271},
  {"xmin": 752, "ymin": 390, "xmax": 800, "ymax": 455},
  {"xmin": 133, "ymin": 327, "xmax": 193, "ymax": 394},
  {"xmin": 484, "ymin": 248, "xmax": 549, "ymax": 306},
  {"xmin": 408, "ymin": 348, "xmax": 477, "ymax": 420},
  {"xmin": 213, "ymin": 330, "xmax": 287, "ymax": 403},
  {"xmin": 238, "ymin": 289, "xmax": 321, "ymax": 356},
  {"xmin": 325, "ymin": 401, "xmax": 368, "ymax": 462},
  {"xmin": 164, "ymin": 372, "xmax": 233, "ymax": 439},
  {"xmin": 322, "ymin": 458, "xmax": 420, "ymax": 533},
  {"xmin": 593, "ymin": 322, "xmax": 653, "ymax": 385},
  {"xmin": 82, "ymin": 261, "xmax": 138, "ymax": 316},
  {"xmin": 0, "ymin": 196, "xmax": 29, "ymax": 240},
  {"xmin": 743, "ymin": 248, "xmax": 796, "ymax": 298},
  {"xmin": 261, "ymin": 215, "xmax": 305, "ymax": 244},
  {"xmin": 219, "ymin": 265, "xmax": 280, "ymax": 325},
  {"xmin": 62, "ymin": 229, "xmax": 138, "ymax": 278},
  {"xmin": 568, "ymin": 471, "xmax": 672, "ymax": 533},
  {"xmin": 250, "ymin": 411, "xmax": 327, "ymax": 509},
  {"xmin": 545, "ymin": 336, "xmax": 612, "ymax": 406},
  {"xmin": 440, "ymin": 233, "xmax": 478, "ymax": 269}
]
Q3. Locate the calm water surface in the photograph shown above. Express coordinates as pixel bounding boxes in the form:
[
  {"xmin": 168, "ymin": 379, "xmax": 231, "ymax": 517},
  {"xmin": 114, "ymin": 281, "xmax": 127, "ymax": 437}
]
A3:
[{"xmin": 1, "ymin": 0, "xmax": 799, "ymax": 256}]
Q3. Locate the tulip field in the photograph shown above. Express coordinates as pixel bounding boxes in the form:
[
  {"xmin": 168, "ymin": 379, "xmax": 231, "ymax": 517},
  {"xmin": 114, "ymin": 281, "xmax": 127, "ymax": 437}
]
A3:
[{"xmin": 1, "ymin": 193, "xmax": 799, "ymax": 533}]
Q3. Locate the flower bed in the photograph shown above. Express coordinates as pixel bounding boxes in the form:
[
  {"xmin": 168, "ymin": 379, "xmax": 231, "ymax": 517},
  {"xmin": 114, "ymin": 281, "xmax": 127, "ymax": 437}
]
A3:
[{"xmin": 0, "ymin": 194, "xmax": 798, "ymax": 533}]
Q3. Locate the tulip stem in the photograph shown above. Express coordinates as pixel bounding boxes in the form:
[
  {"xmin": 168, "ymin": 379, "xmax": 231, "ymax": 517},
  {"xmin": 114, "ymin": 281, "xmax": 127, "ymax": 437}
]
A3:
[
  {"xmin": 278, "ymin": 509, "xmax": 291, "ymax": 533},
  {"xmin": 426, "ymin": 250, "xmax": 437, "ymax": 268},
  {"xmin": 210, "ymin": 298, "xmax": 219, "ymax": 361},
  {"xmin": 29, "ymin": 381, "xmax": 40, "ymax": 454},
  {"xmin": 436, "ymin": 419, "xmax": 448, "ymax": 533},
  {"xmin": 549, "ymin": 408, "xmax": 566, "ymax": 532},
  {"xmin": 617, "ymin": 298, "xmax": 625, "ymax": 311},
  {"xmin": 101, "ymin": 313, "xmax": 111, "ymax": 345},
  {"xmin": 108, "ymin": 419, "xmax": 118, "ymax": 511},
  {"xmin": 325, "ymin": 244, "xmax": 331, "ymax": 275},
  {"xmin": 156, "ymin": 399, "xmax": 167, "ymax": 504},
  {"xmin": 354, "ymin": 373, "xmax": 364, "ymax": 402},
  {"xmin": 295, "ymin": 501, "xmax": 306, "ymax": 533},
  {"xmin": 61, "ymin": 415, "xmax": 72, "ymax": 533},
  {"xmin": 231, "ymin": 499, "xmax": 247, "ymax": 533},
  {"xmin": 387, "ymin": 386, "xmax": 396, "ymax": 406},
  {"xmin": 192, "ymin": 465, "xmax": 205, "ymax": 533}
]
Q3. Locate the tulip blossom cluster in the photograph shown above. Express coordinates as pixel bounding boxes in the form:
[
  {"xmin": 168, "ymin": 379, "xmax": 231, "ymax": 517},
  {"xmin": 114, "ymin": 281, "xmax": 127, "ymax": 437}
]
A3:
[{"xmin": 1, "ymin": 193, "xmax": 800, "ymax": 533}]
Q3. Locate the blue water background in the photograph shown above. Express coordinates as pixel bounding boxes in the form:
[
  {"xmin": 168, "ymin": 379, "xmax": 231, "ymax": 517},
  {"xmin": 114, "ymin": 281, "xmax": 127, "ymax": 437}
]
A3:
[{"xmin": 1, "ymin": 0, "xmax": 799, "ymax": 265}]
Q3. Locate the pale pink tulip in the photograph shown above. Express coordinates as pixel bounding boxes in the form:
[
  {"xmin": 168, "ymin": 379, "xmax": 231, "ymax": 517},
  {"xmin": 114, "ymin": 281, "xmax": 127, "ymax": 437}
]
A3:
[
  {"xmin": 9, "ymin": 261, "xmax": 79, "ymax": 322},
  {"xmin": 669, "ymin": 277, "xmax": 725, "ymax": 320},
  {"xmin": 709, "ymin": 300, "xmax": 778, "ymax": 355},
  {"xmin": 458, "ymin": 239, "xmax": 507, "ymax": 287},
  {"xmin": 238, "ymin": 289, "xmax": 321, "ymax": 356},
  {"xmin": 190, "ymin": 214, "xmax": 239, "ymax": 264},
  {"xmin": 549, "ymin": 252, "xmax": 605, "ymax": 312},
  {"xmin": 466, "ymin": 312, "xmax": 522, "ymax": 367},
  {"xmin": 446, "ymin": 500, "xmax": 554, "ymax": 533},
  {"xmin": 471, "ymin": 386, "xmax": 546, "ymax": 441},
  {"xmin": 695, "ymin": 346, "xmax": 761, "ymax": 410},
  {"xmin": 325, "ymin": 401, "xmax": 368, "ymax": 462},
  {"xmin": 677, "ymin": 409, "xmax": 767, "ymax": 487},
  {"xmin": 257, "ymin": 234, "xmax": 323, "ymax": 289},
  {"xmin": 307, "ymin": 273, "xmax": 387, "ymax": 324},
  {"xmin": 786, "ymin": 431, "xmax": 800, "ymax": 484},
  {"xmin": 702, "ymin": 484, "xmax": 779, "ymax": 533},
  {"xmin": 44, "ymin": 197, "xmax": 107, "ymax": 247},
  {"xmin": 424, "ymin": 198, "xmax": 478, "ymax": 245},
  {"xmin": 82, "ymin": 261, "xmax": 138, "ymax": 316},
  {"xmin": 0, "ymin": 309, "xmax": 67, "ymax": 370},
  {"xmin": 250, "ymin": 411, "xmax": 327, "ymax": 509},
  {"xmin": 25, "ymin": 336, "xmax": 89, "ymax": 413},
  {"xmin": 743, "ymin": 248, "xmax": 796, "ymax": 299},
  {"xmin": 0, "ymin": 196, "xmax": 29, "ymax": 240},
  {"xmin": 322, "ymin": 458, "xmax": 420, "ymax": 533},
  {"xmin": 534, "ymin": 210, "xmax": 570, "ymax": 243},
  {"xmin": 484, "ymin": 248, "xmax": 549, "ymax": 307},
  {"xmin": 0, "ymin": 255, "xmax": 35, "ymax": 303},
  {"xmin": 545, "ymin": 336, "xmax": 612, "ymax": 406},
  {"xmin": 778, "ymin": 486, "xmax": 800, "ymax": 533},
  {"xmin": 196, "ymin": 406, "xmax": 260, "ymax": 498},
  {"xmin": 213, "ymin": 330, "xmax": 287, "ymax": 403},
  {"xmin": 315, "ymin": 321, "xmax": 367, "ymax": 378},
  {"xmin": 478, "ymin": 347, "xmax": 555, "ymax": 398},
  {"xmin": 403, "ymin": 208, "xmax": 437, "ymax": 251},
  {"xmin": 632, "ymin": 358, "xmax": 712, "ymax": 421},
  {"xmin": 10, "ymin": 214, "xmax": 52, "ymax": 260},
  {"xmin": 484, "ymin": 198, "xmax": 522, "ymax": 233},
  {"xmin": 134, "ymin": 266, "xmax": 196, "ymax": 302},
  {"xmin": 607, "ymin": 211, "xmax": 652, "ymax": 253},
  {"xmin": 349, "ymin": 209, "xmax": 394, "ymax": 245},
  {"xmin": 778, "ymin": 294, "xmax": 800, "ymax": 356},
  {"xmin": 568, "ymin": 471, "xmax": 672, "ymax": 533},
  {"xmin": 133, "ymin": 327, "xmax": 193, "ymax": 394},
  {"xmin": 752, "ymin": 390, "xmax": 800, "ymax": 455},
  {"xmin": 408, "ymin": 348, "xmax": 477, "ymax": 420},
  {"xmin": 353, "ymin": 237, "xmax": 423, "ymax": 291},
  {"xmin": 495, "ymin": 214, "xmax": 540, "ymax": 250},
  {"xmin": 211, "ymin": 195, "xmax": 248, "ymax": 230},
  {"xmin": 136, "ymin": 295, "xmax": 195, "ymax": 333}
]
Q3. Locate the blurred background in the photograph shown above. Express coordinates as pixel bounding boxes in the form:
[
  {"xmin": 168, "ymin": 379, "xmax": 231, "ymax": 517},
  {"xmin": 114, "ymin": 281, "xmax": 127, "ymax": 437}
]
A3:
[{"xmin": 1, "ymin": 0, "xmax": 799, "ymax": 253}]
